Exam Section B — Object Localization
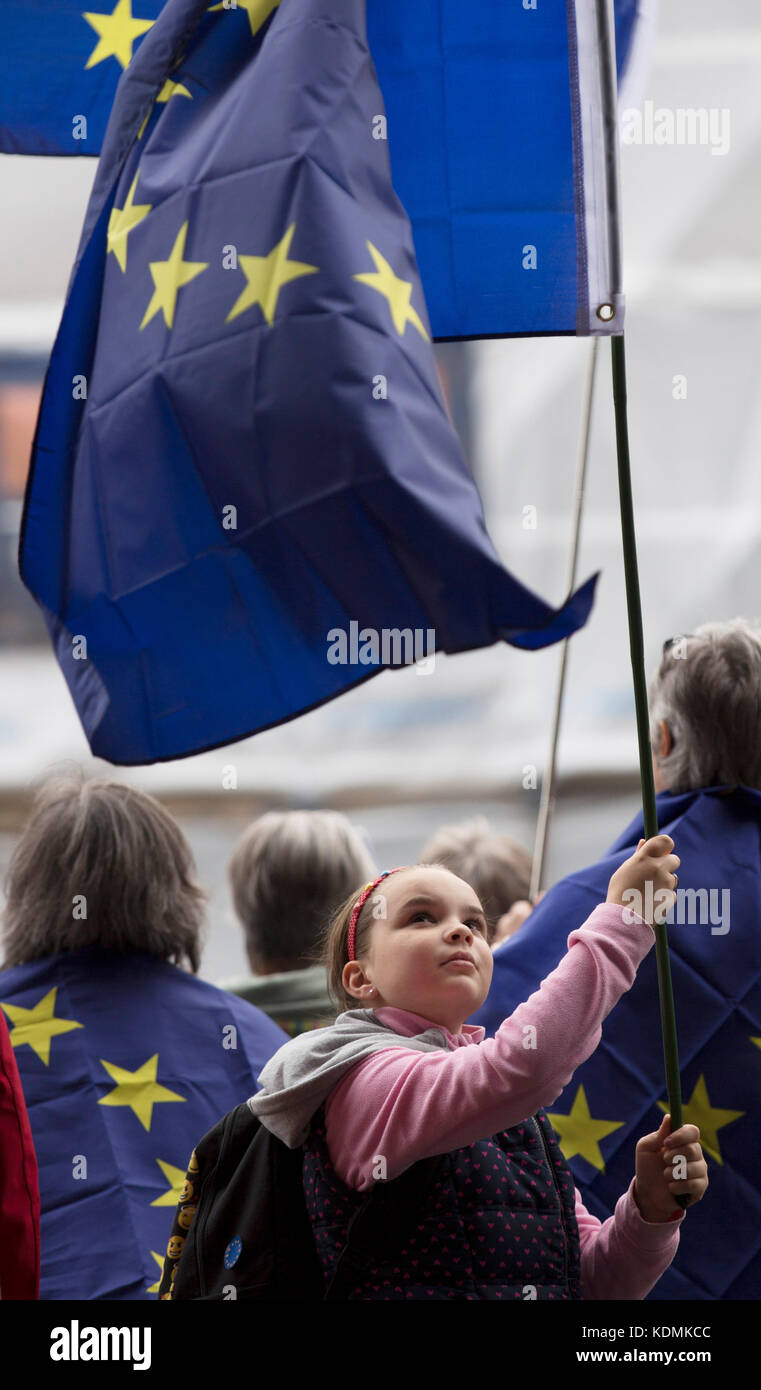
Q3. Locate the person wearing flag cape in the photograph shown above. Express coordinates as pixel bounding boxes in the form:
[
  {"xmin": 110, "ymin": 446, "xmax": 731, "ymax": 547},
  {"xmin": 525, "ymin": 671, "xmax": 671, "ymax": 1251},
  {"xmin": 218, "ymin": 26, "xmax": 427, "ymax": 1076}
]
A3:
[{"xmin": 472, "ymin": 618, "xmax": 761, "ymax": 1300}]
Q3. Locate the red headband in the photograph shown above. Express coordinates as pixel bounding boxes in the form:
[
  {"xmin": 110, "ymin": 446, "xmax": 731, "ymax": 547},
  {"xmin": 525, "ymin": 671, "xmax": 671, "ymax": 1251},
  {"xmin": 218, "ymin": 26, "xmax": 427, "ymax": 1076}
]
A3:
[{"xmin": 346, "ymin": 867, "xmax": 406, "ymax": 962}]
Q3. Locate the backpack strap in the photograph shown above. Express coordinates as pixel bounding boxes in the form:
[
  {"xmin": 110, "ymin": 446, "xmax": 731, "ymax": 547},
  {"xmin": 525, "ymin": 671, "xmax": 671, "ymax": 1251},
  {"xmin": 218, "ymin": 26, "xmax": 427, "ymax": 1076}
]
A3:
[
  {"xmin": 157, "ymin": 1104, "xmax": 237, "ymax": 1300},
  {"xmin": 323, "ymin": 1152, "xmax": 442, "ymax": 1301}
]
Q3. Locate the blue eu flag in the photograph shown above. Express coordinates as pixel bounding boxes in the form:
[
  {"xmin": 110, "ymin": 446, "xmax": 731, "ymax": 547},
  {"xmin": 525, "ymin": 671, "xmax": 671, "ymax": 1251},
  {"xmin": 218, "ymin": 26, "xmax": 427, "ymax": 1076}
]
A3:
[
  {"xmin": 3, "ymin": 0, "xmax": 638, "ymax": 337},
  {"xmin": 470, "ymin": 785, "xmax": 761, "ymax": 1300},
  {"xmin": 0, "ymin": 2, "xmax": 640, "ymax": 155},
  {"xmin": 0, "ymin": 948, "xmax": 287, "ymax": 1299},
  {"xmin": 19, "ymin": 0, "xmax": 601, "ymax": 764}
]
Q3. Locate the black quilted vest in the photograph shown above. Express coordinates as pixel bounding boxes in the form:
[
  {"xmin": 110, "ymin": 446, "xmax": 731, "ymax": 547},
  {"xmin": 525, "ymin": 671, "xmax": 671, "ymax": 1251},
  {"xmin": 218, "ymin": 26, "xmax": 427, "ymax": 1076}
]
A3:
[{"xmin": 302, "ymin": 1104, "xmax": 583, "ymax": 1300}]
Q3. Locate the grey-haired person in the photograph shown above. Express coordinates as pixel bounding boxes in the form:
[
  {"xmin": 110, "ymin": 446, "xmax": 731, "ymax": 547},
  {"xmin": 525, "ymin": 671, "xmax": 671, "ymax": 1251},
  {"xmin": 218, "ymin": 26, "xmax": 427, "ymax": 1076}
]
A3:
[
  {"xmin": 471, "ymin": 617, "xmax": 761, "ymax": 1300},
  {"xmin": 218, "ymin": 809, "xmax": 376, "ymax": 1036}
]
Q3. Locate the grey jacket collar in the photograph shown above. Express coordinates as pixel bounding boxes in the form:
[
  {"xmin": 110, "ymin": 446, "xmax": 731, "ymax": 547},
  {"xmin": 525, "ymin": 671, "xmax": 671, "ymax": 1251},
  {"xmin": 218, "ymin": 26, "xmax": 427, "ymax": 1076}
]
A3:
[{"xmin": 248, "ymin": 1008, "xmax": 452, "ymax": 1147}]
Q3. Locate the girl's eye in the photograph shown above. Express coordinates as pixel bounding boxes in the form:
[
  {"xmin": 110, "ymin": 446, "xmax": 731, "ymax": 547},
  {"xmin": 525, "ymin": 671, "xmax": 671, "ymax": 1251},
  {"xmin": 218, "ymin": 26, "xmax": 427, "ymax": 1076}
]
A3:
[{"xmin": 409, "ymin": 910, "xmax": 485, "ymax": 931}]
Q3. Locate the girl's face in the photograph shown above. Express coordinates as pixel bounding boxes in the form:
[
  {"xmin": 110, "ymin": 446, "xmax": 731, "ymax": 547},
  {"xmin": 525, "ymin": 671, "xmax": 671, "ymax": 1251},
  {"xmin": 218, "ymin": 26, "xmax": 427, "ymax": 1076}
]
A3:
[{"xmin": 342, "ymin": 865, "xmax": 493, "ymax": 1034}]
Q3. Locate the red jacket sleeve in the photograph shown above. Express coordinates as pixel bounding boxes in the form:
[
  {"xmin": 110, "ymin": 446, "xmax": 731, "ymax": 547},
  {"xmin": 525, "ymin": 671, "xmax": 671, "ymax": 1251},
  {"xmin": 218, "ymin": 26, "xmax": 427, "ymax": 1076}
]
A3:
[{"xmin": 0, "ymin": 1010, "xmax": 40, "ymax": 1299}]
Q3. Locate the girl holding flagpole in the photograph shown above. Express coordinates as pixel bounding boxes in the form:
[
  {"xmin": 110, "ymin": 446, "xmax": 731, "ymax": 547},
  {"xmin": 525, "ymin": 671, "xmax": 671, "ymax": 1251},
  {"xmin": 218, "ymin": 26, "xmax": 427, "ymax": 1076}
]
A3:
[{"xmin": 249, "ymin": 836, "xmax": 708, "ymax": 1299}]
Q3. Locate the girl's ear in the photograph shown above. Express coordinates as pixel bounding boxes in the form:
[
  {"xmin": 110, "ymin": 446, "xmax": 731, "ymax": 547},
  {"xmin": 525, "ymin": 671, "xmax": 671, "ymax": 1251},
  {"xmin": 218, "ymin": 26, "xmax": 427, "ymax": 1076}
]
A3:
[{"xmin": 342, "ymin": 959, "xmax": 372, "ymax": 1000}]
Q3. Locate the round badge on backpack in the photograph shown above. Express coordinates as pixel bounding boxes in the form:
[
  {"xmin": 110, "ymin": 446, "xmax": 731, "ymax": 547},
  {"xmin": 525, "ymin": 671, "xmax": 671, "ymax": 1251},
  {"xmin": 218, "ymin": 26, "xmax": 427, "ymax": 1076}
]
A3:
[{"xmin": 224, "ymin": 1236, "xmax": 242, "ymax": 1269}]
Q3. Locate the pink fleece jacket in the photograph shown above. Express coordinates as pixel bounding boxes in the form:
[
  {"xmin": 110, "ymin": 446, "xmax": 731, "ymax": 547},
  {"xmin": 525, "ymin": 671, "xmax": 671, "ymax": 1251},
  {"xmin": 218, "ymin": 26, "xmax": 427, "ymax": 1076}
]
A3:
[{"xmin": 323, "ymin": 901, "xmax": 684, "ymax": 1300}]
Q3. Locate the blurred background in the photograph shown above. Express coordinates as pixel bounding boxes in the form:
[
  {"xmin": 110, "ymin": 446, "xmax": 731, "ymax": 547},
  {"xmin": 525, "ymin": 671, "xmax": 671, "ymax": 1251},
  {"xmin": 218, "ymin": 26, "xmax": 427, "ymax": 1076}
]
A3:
[{"xmin": 1, "ymin": 0, "xmax": 759, "ymax": 979}]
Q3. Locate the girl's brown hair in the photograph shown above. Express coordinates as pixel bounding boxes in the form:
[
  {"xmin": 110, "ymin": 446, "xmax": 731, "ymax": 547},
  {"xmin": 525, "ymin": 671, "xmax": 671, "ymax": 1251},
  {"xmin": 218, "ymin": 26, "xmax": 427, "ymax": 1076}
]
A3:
[
  {"xmin": 318, "ymin": 863, "xmax": 492, "ymax": 1014},
  {"xmin": 319, "ymin": 880, "xmax": 386, "ymax": 1014}
]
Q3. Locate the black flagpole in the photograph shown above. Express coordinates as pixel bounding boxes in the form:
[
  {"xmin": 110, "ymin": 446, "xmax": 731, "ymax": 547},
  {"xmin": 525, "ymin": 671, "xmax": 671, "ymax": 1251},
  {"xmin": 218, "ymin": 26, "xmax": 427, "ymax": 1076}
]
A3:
[{"xmin": 610, "ymin": 331, "xmax": 689, "ymax": 1203}]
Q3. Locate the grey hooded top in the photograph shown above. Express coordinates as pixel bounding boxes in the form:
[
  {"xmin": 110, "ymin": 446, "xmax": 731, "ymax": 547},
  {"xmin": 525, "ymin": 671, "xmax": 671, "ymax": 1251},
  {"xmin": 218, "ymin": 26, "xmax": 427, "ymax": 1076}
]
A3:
[{"xmin": 248, "ymin": 1008, "xmax": 454, "ymax": 1148}]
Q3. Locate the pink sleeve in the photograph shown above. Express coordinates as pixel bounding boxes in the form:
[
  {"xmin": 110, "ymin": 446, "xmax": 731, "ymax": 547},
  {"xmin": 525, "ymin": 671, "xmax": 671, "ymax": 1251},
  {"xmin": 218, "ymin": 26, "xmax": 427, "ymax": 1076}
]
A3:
[
  {"xmin": 324, "ymin": 902, "xmax": 654, "ymax": 1192},
  {"xmin": 575, "ymin": 1182, "xmax": 683, "ymax": 1300}
]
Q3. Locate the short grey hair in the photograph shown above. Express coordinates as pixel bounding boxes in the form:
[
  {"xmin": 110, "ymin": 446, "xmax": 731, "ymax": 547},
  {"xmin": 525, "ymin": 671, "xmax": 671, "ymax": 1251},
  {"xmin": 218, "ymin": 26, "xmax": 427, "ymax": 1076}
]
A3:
[
  {"xmin": 419, "ymin": 817, "xmax": 532, "ymax": 931},
  {"xmin": 2, "ymin": 771, "xmax": 207, "ymax": 971},
  {"xmin": 228, "ymin": 810, "xmax": 376, "ymax": 970},
  {"xmin": 649, "ymin": 617, "xmax": 761, "ymax": 792}
]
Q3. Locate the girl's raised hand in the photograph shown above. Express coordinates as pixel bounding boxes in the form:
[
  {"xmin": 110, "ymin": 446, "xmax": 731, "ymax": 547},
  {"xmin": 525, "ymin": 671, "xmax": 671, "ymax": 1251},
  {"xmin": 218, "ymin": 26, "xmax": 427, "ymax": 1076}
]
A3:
[
  {"xmin": 605, "ymin": 834, "xmax": 680, "ymax": 925},
  {"xmin": 633, "ymin": 1113, "xmax": 708, "ymax": 1223}
]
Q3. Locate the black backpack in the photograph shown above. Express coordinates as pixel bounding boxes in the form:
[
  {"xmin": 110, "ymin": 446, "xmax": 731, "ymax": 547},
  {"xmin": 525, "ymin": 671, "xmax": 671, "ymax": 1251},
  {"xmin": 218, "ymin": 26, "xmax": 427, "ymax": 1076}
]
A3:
[{"xmin": 158, "ymin": 1101, "xmax": 441, "ymax": 1300}]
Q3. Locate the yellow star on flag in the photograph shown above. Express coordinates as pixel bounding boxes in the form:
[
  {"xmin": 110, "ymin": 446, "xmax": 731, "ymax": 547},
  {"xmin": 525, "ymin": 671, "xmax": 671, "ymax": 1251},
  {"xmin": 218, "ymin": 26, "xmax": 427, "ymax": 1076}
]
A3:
[
  {"xmin": 208, "ymin": 0, "xmax": 281, "ymax": 39},
  {"xmin": 98, "ymin": 1053, "xmax": 185, "ymax": 1131},
  {"xmin": 137, "ymin": 78, "xmax": 193, "ymax": 141},
  {"xmin": 225, "ymin": 222, "xmax": 319, "ymax": 326},
  {"xmin": 151, "ymin": 1158, "xmax": 188, "ymax": 1207},
  {"xmin": 657, "ymin": 1075, "xmax": 744, "ymax": 1165},
  {"xmin": 546, "ymin": 1085, "xmax": 624, "ymax": 1172},
  {"xmin": 353, "ymin": 241, "xmax": 430, "ymax": 341},
  {"xmin": 140, "ymin": 222, "xmax": 209, "ymax": 331},
  {"xmin": 1, "ymin": 988, "xmax": 83, "ymax": 1067},
  {"xmin": 147, "ymin": 1250, "xmax": 165, "ymax": 1294},
  {"xmin": 751, "ymin": 1037, "xmax": 761, "ymax": 1052},
  {"xmin": 83, "ymin": 0, "xmax": 154, "ymax": 71},
  {"xmin": 107, "ymin": 173, "xmax": 153, "ymax": 272}
]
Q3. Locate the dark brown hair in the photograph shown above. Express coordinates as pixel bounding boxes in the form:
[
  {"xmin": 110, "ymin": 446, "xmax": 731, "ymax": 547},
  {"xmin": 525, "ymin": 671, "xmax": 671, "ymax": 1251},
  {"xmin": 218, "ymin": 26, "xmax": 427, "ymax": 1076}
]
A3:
[{"xmin": 2, "ymin": 770, "xmax": 207, "ymax": 971}]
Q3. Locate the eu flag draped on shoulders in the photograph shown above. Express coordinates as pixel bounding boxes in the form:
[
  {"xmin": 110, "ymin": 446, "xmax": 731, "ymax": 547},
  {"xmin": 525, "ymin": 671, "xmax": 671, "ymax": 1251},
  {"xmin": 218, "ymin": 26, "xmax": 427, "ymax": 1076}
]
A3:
[
  {"xmin": 18, "ymin": 0, "xmax": 607, "ymax": 766},
  {"xmin": 0, "ymin": 948, "xmax": 287, "ymax": 1299},
  {"xmin": 469, "ymin": 785, "xmax": 761, "ymax": 1301}
]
